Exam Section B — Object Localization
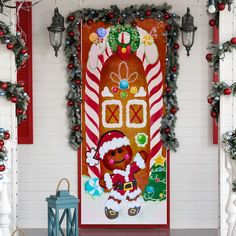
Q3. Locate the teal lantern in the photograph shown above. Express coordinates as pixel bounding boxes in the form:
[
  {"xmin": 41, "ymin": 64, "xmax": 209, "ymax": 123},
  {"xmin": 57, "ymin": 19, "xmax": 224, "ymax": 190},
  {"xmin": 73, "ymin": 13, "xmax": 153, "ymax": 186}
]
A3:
[{"xmin": 46, "ymin": 178, "xmax": 79, "ymax": 236}]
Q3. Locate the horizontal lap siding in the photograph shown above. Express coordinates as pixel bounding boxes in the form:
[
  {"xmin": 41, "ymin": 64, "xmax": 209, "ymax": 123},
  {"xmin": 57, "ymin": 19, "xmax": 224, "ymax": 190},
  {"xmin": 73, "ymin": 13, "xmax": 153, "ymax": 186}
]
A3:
[{"xmin": 18, "ymin": 0, "xmax": 218, "ymax": 229}]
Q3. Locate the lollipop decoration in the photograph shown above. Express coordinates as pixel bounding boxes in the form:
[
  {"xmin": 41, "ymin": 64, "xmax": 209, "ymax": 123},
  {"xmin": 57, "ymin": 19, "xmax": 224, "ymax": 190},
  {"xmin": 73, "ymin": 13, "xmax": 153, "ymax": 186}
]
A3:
[{"xmin": 85, "ymin": 177, "xmax": 104, "ymax": 197}]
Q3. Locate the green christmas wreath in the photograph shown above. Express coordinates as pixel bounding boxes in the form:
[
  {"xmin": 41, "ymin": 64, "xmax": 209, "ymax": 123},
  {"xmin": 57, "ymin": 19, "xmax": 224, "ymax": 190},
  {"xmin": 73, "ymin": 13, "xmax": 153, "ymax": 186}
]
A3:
[{"xmin": 108, "ymin": 24, "xmax": 140, "ymax": 53}]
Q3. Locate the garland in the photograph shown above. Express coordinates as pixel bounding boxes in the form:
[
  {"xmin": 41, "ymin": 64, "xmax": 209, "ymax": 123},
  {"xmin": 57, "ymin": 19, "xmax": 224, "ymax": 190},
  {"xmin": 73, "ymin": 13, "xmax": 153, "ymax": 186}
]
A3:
[
  {"xmin": 207, "ymin": 81, "xmax": 236, "ymax": 121},
  {"xmin": 65, "ymin": 4, "xmax": 180, "ymax": 151},
  {"xmin": 0, "ymin": 81, "xmax": 30, "ymax": 124},
  {"xmin": 206, "ymin": 37, "xmax": 236, "ymax": 72},
  {"xmin": 207, "ymin": 0, "xmax": 233, "ymax": 27},
  {"xmin": 223, "ymin": 130, "xmax": 236, "ymax": 192},
  {"xmin": 0, "ymin": 128, "xmax": 10, "ymax": 181},
  {"xmin": 0, "ymin": 21, "xmax": 29, "ymax": 69}
]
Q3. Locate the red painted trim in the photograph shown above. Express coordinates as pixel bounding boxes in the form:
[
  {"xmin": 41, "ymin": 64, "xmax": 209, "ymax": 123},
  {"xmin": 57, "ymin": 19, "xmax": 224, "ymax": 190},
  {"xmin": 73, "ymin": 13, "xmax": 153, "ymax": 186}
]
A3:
[
  {"xmin": 212, "ymin": 26, "xmax": 219, "ymax": 145},
  {"xmin": 17, "ymin": 2, "xmax": 33, "ymax": 144},
  {"xmin": 78, "ymin": 149, "xmax": 170, "ymax": 228}
]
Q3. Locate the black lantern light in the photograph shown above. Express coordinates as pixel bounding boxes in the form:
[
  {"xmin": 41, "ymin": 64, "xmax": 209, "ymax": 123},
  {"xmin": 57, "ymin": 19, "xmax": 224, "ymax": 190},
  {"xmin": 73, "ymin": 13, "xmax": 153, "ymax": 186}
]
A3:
[
  {"xmin": 47, "ymin": 8, "xmax": 65, "ymax": 57},
  {"xmin": 180, "ymin": 7, "xmax": 197, "ymax": 56}
]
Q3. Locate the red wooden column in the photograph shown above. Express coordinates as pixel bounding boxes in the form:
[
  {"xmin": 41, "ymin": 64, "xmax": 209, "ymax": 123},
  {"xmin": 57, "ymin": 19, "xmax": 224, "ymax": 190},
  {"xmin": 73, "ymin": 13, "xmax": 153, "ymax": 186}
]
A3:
[
  {"xmin": 213, "ymin": 26, "xmax": 219, "ymax": 144},
  {"xmin": 17, "ymin": 2, "xmax": 33, "ymax": 144}
]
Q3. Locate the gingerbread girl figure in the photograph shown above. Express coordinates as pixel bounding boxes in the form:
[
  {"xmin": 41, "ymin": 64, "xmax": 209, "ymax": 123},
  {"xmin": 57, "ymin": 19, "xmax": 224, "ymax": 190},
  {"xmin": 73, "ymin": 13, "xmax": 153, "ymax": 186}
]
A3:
[{"xmin": 86, "ymin": 130, "xmax": 147, "ymax": 220}]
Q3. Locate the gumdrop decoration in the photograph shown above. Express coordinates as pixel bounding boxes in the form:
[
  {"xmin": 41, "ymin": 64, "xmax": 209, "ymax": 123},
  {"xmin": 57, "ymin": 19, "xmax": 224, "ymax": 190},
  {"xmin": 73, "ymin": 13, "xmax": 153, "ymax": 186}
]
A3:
[
  {"xmin": 120, "ymin": 80, "xmax": 129, "ymax": 90},
  {"xmin": 135, "ymin": 133, "xmax": 148, "ymax": 147},
  {"xmin": 89, "ymin": 32, "xmax": 98, "ymax": 43},
  {"xmin": 112, "ymin": 86, "xmax": 119, "ymax": 93},
  {"xmin": 130, "ymin": 86, "xmax": 138, "ymax": 95},
  {"xmin": 120, "ymin": 91, "xmax": 127, "ymax": 99},
  {"xmin": 85, "ymin": 177, "xmax": 104, "ymax": 197}
]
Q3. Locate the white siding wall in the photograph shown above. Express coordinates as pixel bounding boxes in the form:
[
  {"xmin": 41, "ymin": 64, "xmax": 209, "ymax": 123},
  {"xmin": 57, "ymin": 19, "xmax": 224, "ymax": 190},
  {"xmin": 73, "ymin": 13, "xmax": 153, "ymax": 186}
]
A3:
[
  {"xmin": 18, "ymin": 0, "xmax": 219, "ymax": 229},
  {"xmin": 0, "ymin": 10, "xmax": 18, "ymax": 231},
  {"xmin": 219, "ymin": 4, "xmax": 236, "ymax": 236}
]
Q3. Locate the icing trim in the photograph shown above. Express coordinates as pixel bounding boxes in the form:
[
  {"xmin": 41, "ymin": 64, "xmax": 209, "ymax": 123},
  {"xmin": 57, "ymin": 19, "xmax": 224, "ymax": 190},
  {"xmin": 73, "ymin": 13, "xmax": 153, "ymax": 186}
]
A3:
[
  {"xmin": 134, "ymin": 153, "xmax": 146, "ymax": 169},
  {"xmin": 104, "ymin": 173, "xmax": 113, "ymax": 190}
]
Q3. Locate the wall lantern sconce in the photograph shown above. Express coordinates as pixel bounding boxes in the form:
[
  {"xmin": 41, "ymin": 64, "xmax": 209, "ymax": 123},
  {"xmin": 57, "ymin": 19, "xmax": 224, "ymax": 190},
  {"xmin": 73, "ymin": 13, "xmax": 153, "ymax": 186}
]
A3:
[
  {"xmin": 47, "ymin": 8, "xmax": 65, "ymax": 57},
  {"xmin": 0, "ymin": 0, "xmax": 12, "ymax": 13},
  {"xmin": 180, "ymin": 7, "xmax": 197, "ymax": 56}
]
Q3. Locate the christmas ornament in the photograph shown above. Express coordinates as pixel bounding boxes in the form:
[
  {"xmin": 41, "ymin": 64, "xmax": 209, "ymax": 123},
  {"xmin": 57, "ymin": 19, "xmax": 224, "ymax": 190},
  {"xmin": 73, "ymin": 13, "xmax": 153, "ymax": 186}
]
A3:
[
  {"xmin": 4, "ymin": 132, "xmax": 10, "ymax": 140},
  {"xmin": 164, "ymin": 127, "xmax": 170, "ymax": 134},
  {"xmin": 171, "ymin": 107, "xmax": 178, "ymax": 114},
  {"xmin": 6, "ymin": 43, "xmax": 14, "ymax": 50},
  {"xmin": 87, "ymin": 19, "xmax": 93, "ymax": 25},
  {"xmin": 132, "ymin": 21, "xmax": 137, "ymax": 27},
  {"xmin": 67, "ymin": 63, "xmax": 74, "ymax": 69},
  {"xmin": 67, "ymin": 100, "xmax": 74, "ymax": 106},
  {"xmin": 85, "ymin": 178, "xmax": 104, "ymax": 197},
  {"xmin": 96, "ymin": 27, "xmax": 107, "ymax": 38},
  {"xmin": 211, "ymin": 111, "xmax": 217, "ymax": 118},
  {"xmin": 107, "ymin": 12, "xmax": 115, "ymax": 19},
  {"xmin": 146, "ymin": 9, "xmax": 151, "ymax": 16},
  {"xmin": 73, "ymin": 125, "xmax": 80, "ymax": 131},
  {"xmin": 147, "ymin": 186, "xmax": 154, "ymax": 194},
  {"xmin": 224, "ymin": 88, "xmax": 232, "ymax": 95},
  {"xmin": 165, "ymin": 24, "xmax": 172, "ymax": 31},
  {"xmin": 164, "ymin": 13, "xmax": 170, "ymax": 20},
  {"xmin": 135, "ymin": 133, "xmax": 148, "ymax": 147},
  {"xmin": 68, "ymin": 15, "xmax": 75, "ymax": 22},
  {"xmin": 206, "ymin": 53, "xmax": 213, "ymax": 61},
  {"xmin": 0, "ymin": 165, "xmax": 5, "ymax": 172},
  {"xmin": 130, "ymin": 86, "xmax": 138, "ymax": 95},
  {"xmin": 209, "ymin": 19, "xmax": 216, "ymax": 27},
  {"xmin": 0, "ymin": 140, "xmax": 4, "ymax": 146},
  {"xmin": 10, "ymin": 96, "xmax": 17, "ymax": 103},
  {"xmin": 68, "ymin": 31, "xmax": 75, "ymax": 37},
  {"xmin": 173, "ymin": 43, "xmax": 180, "ymax": 49},
  {"xmin": 89, "ymin": 32, "xmax": 98, "ymax": 43},
  {"xmin": 231, "ymin": 37, "xmax": 236, "ymax": 45},
  {"xmin": 0, "ymin": 82, "xmax": 8, "ymax": 90},
  {"xmin": 217, "ymin": 2, "xmax": 225, "ymax": 11},
  {"xmin": 0, "ymin": 31, "xmax": 4, "ymax": 36}
]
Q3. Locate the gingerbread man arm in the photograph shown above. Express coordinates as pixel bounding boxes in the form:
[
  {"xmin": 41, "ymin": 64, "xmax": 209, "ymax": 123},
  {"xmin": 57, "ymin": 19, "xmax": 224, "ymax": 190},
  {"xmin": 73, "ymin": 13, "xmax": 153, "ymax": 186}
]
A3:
[
  {"xmin": 131, "ymin": 150, "xmax": 147, "ymax": 174},
  {"xmin": 99, "ymin": 173, "xmax": 116, "ymax": 190}
]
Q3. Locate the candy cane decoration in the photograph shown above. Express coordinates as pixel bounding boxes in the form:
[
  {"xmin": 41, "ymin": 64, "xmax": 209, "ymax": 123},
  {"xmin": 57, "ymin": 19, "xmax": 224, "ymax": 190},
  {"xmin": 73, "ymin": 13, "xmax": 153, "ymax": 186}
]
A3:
[{"xmin": 85, "ymin": 26, "xmax": 163, "ymax": 177}]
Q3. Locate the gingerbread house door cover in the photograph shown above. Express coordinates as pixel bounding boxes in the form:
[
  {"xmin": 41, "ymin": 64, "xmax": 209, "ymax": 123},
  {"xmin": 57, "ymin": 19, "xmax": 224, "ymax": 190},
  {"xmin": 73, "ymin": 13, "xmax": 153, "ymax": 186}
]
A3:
[{"xmin": 80, "ymin": 19, "xmax": 169, "ymax": 227}]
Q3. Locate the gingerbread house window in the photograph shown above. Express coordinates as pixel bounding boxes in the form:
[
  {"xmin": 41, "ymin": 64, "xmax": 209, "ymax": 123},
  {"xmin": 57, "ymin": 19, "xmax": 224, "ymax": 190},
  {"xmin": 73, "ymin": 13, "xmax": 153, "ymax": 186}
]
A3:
[
  {"xmin": 126, "ymin": 99, "xmax": 147, "ymax": 128},
  {"xmin": 102, "ymin": 100, "xmax": 123, "ymax": 128}
]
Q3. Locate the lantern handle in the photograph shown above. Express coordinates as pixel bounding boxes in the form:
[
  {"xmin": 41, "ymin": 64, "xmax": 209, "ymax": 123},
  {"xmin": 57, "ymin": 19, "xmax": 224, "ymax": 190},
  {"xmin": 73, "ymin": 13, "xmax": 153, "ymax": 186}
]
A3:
[
  {"xmin": 56, "ymin": 178, "xmax": 70, "ymax": 193},
  {"xmin": 12, "ymin": 229, "xmax": 26, "ymax": 236}
]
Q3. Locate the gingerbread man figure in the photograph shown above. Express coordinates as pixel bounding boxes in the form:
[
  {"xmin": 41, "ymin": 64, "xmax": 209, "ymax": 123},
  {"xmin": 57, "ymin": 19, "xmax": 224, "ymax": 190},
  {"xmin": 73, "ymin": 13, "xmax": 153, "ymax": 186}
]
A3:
[{"xmin": 86, "ymin": 130, "xmax": 147, "ymax": 219}]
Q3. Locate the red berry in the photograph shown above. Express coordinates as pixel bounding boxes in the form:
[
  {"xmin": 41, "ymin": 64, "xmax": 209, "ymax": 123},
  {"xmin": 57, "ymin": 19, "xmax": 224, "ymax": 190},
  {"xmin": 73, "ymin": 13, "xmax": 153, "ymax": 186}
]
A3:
[
  {"xmin": 0, "ymin": 31, "xmax": 4, "ymax": 36},
  {"xmin": 146, "ymin": 10, "xmax": 151, "ymax": 16},
  {"xmin": 165, "ymin": 25, "xmax": 172, "ymax": 31},
  {"xmin": 20, "ymin": 49, "xmax": 27, "ymax": 54},
  {"xmin": 164, "ymin": 13, "xmax": 170, "ymax": 20},
  {"xmin": 4, "ymin": 132, "xmax": 10, "ymax": 140},
  {"xmin": 207, "ymin": 98, "xmax": 213, "ymax": 104},
  {"xmin": 173, "ymin": 43, "xmax": 179, "ymax": 49},
  {"xmin": 209, "ymin": 19, "xmax": 216, "ymax": 27},
  {"xmin": 206, "ymin": 53, "xmax": 213, "ymax": 62},
  {"xmin": 67, "ymin": 63, "xmax": 74, "ymax": 69},
  {"xmin": 231, "ymin": 37, "xmax": 236, "ymax": 45},
  {"xmin": 224, "ymin": 88, "xmax": 232, "ymax": 95},
  {"xmin": 87, "ymin": 19, "xmax": 93, "ymax": 25},
  {"xmin": 68, "ymin": 15, "xmax": 75, "ymax": 21},
  {"xmin": 172, "ymin": 66, "xmax": 177, "ymax": 72},
  {"xmin": 16, "ymin": 108, "xmax": 23, "ymax": 115},
  {"xmin": 69, "ymin": 31, "xmax": 75, "ymax": 37},
  {"xmin": 165, "ymin": 87, "xmax": 171, "ymax": 93},
  {"xmin": 10, "ymin": 96, "xmax": 18, "ymax": 103},
  {"xmin": 132, "ymin": 21, "xmax": 137, "ymax": 27},
  {"xmin": 67, "ymin": 100, "xmax": 74, "ymax": 106},
  {"xmin": 76, "ymin": 45, "xmax": 81, "ymax": 51},
  {"xmin": 6, "ymin": 43, "xmax": 14, "ymax": 50},
  {"xmin": 73, "ymin": 125, "xmax": 80, "ymax": 131},
  {"xmin": 171, "ymin": 107, "xmax": 178, "ymax": 114},
  {"xmin": 211, "ymin": 111, "xmax": 217, "ymax": 118},
  {"xmin": 218, "ymin": 2, "xmax": 225, "ymax": 11},
  {"xmin": 1, "ymin": 82, "xmax": 8, "ymax": 90},
  {"xmin": 108, "ymin": 12, "xmax": 115, "ymax": 19},
  {"xmin": 164, "ymin": 128, "xmax": 170, "ymax": 134},
  {"xmin": 0, "ymin": 140, "xmax": 4, "ymax": 147},
  {"xmin": 0, "ymin": 165, "xmax": 5, "ymax": 172}
]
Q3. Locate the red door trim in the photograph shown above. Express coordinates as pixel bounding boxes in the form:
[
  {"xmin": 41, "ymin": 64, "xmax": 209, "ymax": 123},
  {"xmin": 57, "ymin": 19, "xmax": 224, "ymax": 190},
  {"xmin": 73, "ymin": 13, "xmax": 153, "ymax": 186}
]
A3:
[{"xmin": 17, "ymin": 2, "xmax": 33, "ymax": 144}]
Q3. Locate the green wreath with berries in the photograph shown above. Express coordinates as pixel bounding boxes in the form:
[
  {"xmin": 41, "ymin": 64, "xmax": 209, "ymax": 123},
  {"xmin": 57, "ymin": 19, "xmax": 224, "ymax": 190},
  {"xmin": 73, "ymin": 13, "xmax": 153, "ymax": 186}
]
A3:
[
  {"xmin": 0, "ymin": 21, "xmax": 29, "ymax": 70},
  {"xmin": 108, "ymin": 24, "xmax": 140, "ymax": 53},
  {"xmin": 0, "ymin": 81, "xmax": 30, "ymax": 124}
]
